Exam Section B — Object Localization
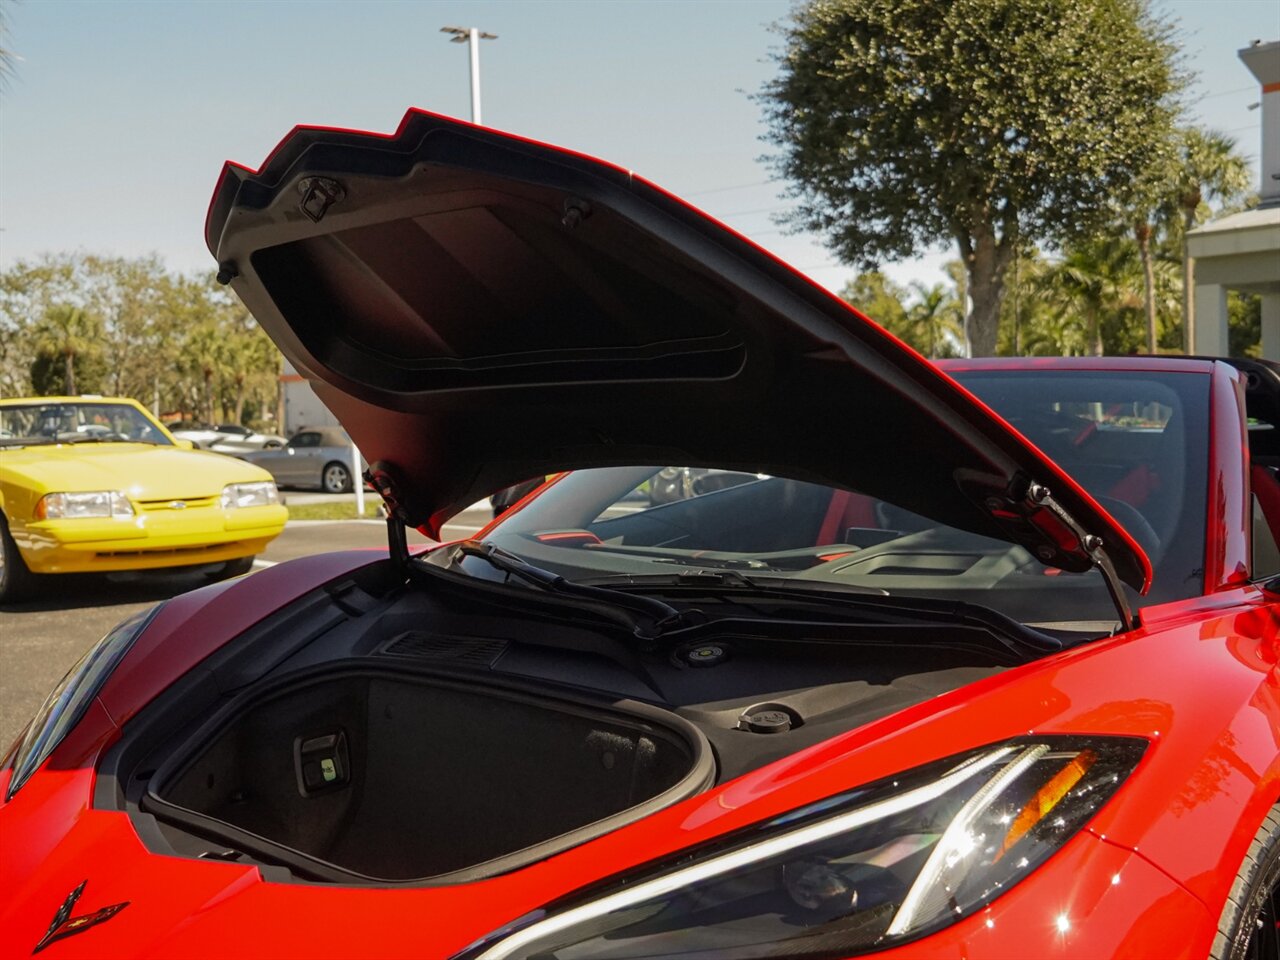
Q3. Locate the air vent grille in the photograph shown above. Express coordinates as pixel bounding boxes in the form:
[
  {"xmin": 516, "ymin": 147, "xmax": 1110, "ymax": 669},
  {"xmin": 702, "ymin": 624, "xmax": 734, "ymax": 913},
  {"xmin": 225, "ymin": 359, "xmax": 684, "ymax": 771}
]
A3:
[{"xmin": 381, "ymin": 631, "xmax": 508, "ymax": 668}]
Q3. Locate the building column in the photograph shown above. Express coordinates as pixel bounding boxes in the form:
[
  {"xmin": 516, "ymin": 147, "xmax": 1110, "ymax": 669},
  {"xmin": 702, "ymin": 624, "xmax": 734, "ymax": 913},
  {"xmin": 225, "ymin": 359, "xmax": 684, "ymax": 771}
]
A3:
[
  {"xmin": 1194, "ymin": 283, "xmax": 1229, "ymax": 356},
  {"xmin": 1263, "ymin": 294, "xmax": 1280, "ymax": 361}
]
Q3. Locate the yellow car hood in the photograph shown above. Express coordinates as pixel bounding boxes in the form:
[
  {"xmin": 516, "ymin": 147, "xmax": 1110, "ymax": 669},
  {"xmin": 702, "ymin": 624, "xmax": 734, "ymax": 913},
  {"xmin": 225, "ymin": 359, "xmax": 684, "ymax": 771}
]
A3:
[{"xmin": 2, "ymin": 444, "xmax": 275, "ymax": 501}]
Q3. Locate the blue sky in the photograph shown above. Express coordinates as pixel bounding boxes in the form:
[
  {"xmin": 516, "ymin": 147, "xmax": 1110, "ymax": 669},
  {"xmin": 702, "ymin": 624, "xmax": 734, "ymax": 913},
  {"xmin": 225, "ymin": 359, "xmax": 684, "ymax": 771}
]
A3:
[{"xmin": 1, "ymin": 0, "xmax": 1275, "ymax": 296}]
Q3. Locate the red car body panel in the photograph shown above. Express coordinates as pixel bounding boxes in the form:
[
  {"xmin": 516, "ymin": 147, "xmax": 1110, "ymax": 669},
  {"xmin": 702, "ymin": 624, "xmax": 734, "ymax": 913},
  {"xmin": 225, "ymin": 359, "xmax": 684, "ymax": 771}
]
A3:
[
  {"xmin": 1, "ymin": 107, "xmax": 1277, "ymax": 958},
  {"xmin": 1, "ymin": 565, "xmax": 1276, "ymax": 956},
  {"xmin": 1206, "ymin": 361, "xmax": 1252, "ymax": 591}
]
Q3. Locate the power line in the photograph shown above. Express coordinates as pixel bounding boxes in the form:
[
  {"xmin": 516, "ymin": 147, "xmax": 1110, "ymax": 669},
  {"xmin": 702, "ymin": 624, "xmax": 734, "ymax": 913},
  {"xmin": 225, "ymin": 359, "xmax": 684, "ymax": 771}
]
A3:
[
  {"xmin": 1189, "ymin": 84, "xmax": 1255, "ymax": 103},
  {"xmin": 684, "ymin": 178, "xmax": 777, "ymax": 198},
  {"xmin": 717, "ymin": 203, "xmax": 792, "ymax": 218}
]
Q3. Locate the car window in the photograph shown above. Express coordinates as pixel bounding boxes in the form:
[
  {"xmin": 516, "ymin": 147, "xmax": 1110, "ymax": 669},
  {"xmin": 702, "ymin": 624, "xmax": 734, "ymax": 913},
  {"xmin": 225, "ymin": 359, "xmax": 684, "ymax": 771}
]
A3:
[
  {"xmin": 486, "ymin": 370, "xmax": 1211, "ymax": 626},
  {"xmin": 290, "ymin": 432, "xmax": 321, "ymax": 448},
  {"xmin": 596, "ymin": 469, "xmax": 764, "ymax": 521},
  {"xmin": 0, "ymin": 402, "xmax": 172, "ymax": 447}
]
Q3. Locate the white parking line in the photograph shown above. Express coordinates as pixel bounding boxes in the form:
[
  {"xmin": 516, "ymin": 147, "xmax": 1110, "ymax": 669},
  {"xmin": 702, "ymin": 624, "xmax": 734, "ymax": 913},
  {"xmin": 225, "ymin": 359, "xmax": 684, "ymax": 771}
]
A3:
[{"xmin": 251, "ymin": 559, "xmax": 279, "ymax": 569}]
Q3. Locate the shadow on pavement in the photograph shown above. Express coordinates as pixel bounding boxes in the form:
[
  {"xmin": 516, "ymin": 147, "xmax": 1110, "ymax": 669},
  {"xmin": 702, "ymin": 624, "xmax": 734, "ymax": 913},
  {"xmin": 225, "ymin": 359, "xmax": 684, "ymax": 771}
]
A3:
[{"xmin": 1, "ymin": 569, "xmax": 219, "ymax": 613}]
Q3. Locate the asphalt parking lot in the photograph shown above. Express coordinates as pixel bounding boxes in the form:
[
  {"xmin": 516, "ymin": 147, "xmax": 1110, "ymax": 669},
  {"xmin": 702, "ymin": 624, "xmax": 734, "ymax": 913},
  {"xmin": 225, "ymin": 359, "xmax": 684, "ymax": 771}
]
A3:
[{"xmin": 0, "ymin": 501, "xmax": 493, "ymax": 750}]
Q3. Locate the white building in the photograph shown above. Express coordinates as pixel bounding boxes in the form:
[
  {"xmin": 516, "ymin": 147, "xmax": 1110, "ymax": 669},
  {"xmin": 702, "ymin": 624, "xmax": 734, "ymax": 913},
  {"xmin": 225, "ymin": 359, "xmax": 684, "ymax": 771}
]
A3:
[
  {"xmin": 280, "ymin": 359, "xmax": 340, "ymax": 437},
  {"xmin": 1186, "ymin": 40, "xmax": 1280, "ymax": 359}
]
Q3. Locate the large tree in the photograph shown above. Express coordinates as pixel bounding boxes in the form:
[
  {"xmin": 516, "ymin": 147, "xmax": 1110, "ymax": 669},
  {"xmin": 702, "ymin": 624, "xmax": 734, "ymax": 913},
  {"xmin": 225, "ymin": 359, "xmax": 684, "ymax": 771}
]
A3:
[
  {"xmin": 1, "ymin": 254, "xmax": 285, "ymax": 422},
  {"xmin": 759, "ymin": 0, "xmax": 1182, "ymax": 356}
]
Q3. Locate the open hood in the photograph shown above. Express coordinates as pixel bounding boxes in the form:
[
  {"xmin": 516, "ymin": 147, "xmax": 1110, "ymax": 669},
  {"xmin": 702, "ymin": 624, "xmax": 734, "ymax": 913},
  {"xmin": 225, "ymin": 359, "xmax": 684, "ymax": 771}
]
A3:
[{"xmin": 205, "ymin": 109, "xmax": 1150, "ymax": 600}]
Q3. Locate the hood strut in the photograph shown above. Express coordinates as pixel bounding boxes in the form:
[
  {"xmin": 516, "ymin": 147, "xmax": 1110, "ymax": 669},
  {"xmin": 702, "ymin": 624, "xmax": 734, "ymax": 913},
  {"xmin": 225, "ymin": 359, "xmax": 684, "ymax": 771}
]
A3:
[
  {"xmin": 386, "ymin": 516, "xmax": 410, "ymax": 571},
  {"xmin": 366, "ymin": 460, "xmax": 413, "ymax": 573},
  {"xmin": 1024, "ymin": 484, "xmax": 1136, "ymax": 632}
]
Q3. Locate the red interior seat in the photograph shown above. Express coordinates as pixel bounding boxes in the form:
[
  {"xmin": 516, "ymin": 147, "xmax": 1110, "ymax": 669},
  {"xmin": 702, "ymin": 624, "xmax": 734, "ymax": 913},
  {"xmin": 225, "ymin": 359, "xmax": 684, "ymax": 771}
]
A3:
[{"xmin": 817, "ymin": 490, "xmax": 879, "ymax": 545}]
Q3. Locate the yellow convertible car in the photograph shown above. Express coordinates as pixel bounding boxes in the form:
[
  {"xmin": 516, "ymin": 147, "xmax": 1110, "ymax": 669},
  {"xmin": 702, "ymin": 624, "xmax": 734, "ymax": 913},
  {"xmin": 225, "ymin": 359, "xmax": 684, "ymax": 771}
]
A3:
[{"xmin": 0, "ymin": 396, "xmax": 288, "ymax": 602}]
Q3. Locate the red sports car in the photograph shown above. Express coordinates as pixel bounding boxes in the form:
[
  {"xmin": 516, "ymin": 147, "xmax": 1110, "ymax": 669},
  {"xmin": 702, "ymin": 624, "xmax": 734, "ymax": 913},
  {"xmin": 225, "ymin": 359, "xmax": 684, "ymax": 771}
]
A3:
[{"xmin": 2, "ymin": 110, "xmax": 1278, "ymax": 960}]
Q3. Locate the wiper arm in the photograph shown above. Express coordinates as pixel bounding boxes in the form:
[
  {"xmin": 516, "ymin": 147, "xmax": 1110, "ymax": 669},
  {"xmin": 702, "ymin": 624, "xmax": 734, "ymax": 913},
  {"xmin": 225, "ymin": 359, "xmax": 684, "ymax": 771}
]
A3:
[
  {"xmin": 452, "ymin": 540, "xmax": 687, "ymax": 640},
  {"xmin": 55, "ymin": 434, "xmax": 108, "ymax": 444},
  {"xmin": 581, "ymin": 571, "xmax": 1062, "ymax": 656}
]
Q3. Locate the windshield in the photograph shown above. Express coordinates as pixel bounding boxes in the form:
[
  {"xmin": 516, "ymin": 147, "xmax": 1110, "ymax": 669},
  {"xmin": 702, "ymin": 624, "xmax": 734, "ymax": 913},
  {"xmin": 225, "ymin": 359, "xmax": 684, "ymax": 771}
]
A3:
[
  {"xmin": 480, "ymin": 370, "xmax": 1209, "ymax": 626},
  {"xmin": 0, "ymin": 401, "xmax": 173, "ymax": 447}
]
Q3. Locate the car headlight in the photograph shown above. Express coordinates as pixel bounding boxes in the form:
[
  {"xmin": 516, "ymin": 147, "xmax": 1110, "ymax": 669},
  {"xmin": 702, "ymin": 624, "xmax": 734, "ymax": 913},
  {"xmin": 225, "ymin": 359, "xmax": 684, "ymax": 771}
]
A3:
[
  {"xmin": 35, "ymin": 490, "xmax": 133, "ymax": 519},
  {"xmin": 5, "ymin": 605, "xmax": 162, "ymax": 801},
  {"xmin": 459, "ymin": 736, "xmax": 1146, "ymax": 960},
  {"xmin": 220, "ymin": 481, "xmax": 279, "ymax": 509}
]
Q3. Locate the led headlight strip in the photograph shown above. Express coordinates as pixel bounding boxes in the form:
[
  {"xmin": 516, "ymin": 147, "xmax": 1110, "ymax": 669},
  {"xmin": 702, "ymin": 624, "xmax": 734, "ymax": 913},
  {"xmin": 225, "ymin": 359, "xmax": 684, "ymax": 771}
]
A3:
[
  {"xmin": 458, "ymin": 736, "xmax": 1146, "ymax": 960},
  {"xmin": 886, "ymin": 744, "xmax": 1048, "ymax": 935},
  {"xmin": 467, "ymin": 746, "xmax": 1017, "ymax": 960}
]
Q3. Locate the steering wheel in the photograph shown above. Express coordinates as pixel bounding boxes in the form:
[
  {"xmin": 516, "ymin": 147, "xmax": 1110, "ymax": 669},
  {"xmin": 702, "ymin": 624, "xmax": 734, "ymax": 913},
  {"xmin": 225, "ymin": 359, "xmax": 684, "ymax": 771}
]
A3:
[{"xmin": 1095, "ymin": 495, "xmax": 1161, "ymax": 561}]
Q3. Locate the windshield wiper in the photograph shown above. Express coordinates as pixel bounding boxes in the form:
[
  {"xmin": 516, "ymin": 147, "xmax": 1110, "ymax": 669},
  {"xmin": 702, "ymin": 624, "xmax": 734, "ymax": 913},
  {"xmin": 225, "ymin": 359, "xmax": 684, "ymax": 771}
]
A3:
[
  {"xmin": 53, "ymin": 433, "xmax": 112, "ymax": 444},
  {"xmin": 580, "ymin": 571, "xmax": 1063, "ymax": 656},
  {"xmin": 450, "ymin": 540, "xmax": 687, "ymax": 640}
]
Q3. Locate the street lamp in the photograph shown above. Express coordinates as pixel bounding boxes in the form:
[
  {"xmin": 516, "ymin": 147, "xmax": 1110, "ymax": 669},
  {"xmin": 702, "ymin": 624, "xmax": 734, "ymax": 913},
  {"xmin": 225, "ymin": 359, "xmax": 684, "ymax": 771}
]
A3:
[{"xmin": 440, "ymin": 26, "xmax": 497, "ymax": 125}]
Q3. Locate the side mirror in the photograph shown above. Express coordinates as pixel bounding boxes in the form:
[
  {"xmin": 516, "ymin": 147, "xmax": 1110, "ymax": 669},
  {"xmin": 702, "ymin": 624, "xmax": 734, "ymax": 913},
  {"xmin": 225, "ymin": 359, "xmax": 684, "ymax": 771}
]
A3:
[{"xmin": 175, "ymin": 439, "xmax": 196, "ymax": 450}]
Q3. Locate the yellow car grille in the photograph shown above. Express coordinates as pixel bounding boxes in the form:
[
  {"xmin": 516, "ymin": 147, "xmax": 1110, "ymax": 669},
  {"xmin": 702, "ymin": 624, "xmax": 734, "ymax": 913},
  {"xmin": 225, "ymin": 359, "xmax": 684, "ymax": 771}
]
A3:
[
  {"xmin": 136, "ymin": 496, "xmax": 219, "ymax": 512},
  {"xmin": 95, "ymin": 543, "xmax": 244, "ymax": 559}
]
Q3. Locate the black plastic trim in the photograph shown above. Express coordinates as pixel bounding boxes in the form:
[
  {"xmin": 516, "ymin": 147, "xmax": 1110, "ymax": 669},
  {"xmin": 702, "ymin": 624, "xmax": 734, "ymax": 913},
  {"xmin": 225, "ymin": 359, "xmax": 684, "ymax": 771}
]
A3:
[{"xmin": 138, "ymin": 661, "xmax": 715, "ymax": 887}]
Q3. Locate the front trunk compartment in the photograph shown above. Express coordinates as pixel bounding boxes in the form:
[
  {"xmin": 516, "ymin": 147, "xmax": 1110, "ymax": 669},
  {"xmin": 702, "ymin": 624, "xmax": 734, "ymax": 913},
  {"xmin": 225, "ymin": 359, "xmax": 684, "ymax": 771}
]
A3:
[
  {"xmin": 102, "ymin": 559, "xmax": 1024, "ymax": 887},
  {"xmin": 144, "ymin": 667, "xmax": 711, "ymax": 883}
]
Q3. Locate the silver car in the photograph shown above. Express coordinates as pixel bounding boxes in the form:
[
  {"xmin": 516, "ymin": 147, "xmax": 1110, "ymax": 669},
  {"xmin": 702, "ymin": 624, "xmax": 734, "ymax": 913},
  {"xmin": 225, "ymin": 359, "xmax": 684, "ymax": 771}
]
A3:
[{"xmin": 239, "ymin": 426, "xmax": 363, "ymax": 493}]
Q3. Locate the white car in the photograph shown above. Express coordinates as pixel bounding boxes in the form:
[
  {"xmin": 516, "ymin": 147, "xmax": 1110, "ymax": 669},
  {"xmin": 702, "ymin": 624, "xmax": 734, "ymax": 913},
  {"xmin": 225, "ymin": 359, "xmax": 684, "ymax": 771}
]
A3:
[{"xmin": 170, "ymin": 422, "xmax": 287, "ymax": 452}]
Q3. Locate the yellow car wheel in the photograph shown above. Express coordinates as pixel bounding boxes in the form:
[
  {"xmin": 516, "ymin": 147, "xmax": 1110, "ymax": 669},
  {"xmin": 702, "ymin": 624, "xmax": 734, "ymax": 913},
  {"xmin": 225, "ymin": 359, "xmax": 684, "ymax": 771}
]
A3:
[{"xmin": 0, "ymin": 513, "xmax": 38, "ymax": 604}]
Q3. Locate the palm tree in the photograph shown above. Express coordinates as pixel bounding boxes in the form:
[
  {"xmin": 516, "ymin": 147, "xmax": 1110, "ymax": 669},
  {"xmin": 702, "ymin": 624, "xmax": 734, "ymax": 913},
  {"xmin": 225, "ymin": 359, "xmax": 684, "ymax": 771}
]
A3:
[
  {"xmin": 184, "ymin": 323, "xmax": 228, "ymax": 423},
  {"xmin": 1133, "ymin": 220, "xmax": 1159, "ymax": 353},
  {"xmin": 224, "ymin": 326, "xmax": 280, "ymax": 425},
  {"xmin": 1036, "ymin": 238, "xmax": 1141, "ymax": 357},
  {"xmin": 1021, "ymin": 310, "xmax": 1093, "ymax": 358},
  {"xmin": 1172, "ymin": 129, "xmax": 1251, "ymax": 352},
  {"xmin": 33, "ymin": 305, "xmax": 100, "ymax": 395},
  {"xmin": 906, "ymin": 282, "xmax": 964, "ymax": 359}
]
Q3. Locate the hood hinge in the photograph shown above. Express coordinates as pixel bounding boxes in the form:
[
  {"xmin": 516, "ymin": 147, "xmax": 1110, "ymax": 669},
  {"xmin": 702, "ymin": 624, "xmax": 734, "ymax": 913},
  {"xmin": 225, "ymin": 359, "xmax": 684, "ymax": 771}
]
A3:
[{"xmin": 1021, "ymin": 482, "xmax": 1137, "ymax": 632}]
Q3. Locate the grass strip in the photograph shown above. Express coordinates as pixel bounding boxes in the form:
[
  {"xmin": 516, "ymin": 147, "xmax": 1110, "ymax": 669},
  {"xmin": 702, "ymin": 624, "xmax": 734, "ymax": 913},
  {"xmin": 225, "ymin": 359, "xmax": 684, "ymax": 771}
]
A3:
[{"xmin": 286, "ymin": 501, "xmax": 384, "ymax": 521}]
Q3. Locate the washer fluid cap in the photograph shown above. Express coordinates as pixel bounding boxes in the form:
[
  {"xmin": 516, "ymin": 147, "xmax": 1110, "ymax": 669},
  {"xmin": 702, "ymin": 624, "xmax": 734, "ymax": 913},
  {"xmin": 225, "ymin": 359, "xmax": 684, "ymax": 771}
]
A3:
[{"xmin": 742, "ymin": 708, "xmax": 792, "ymax": 734}]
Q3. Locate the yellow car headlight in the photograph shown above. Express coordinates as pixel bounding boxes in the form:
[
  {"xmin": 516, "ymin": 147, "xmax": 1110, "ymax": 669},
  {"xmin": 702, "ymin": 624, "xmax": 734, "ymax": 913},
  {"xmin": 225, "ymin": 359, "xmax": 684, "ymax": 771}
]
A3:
[
  {"xmin": 35, "ymin": 491, "xmax": 134, "ymax": 520},
  {"xmin": 220, "ymin": 481, "xmax": 279, "ymax": 509}
]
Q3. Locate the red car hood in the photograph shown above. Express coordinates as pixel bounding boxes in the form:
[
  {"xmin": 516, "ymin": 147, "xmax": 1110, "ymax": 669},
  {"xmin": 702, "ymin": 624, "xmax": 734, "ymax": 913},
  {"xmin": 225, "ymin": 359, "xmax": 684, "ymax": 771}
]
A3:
[{"xmin": 204, "ymin": 108, "xmax": 1148, "ymax": 592}]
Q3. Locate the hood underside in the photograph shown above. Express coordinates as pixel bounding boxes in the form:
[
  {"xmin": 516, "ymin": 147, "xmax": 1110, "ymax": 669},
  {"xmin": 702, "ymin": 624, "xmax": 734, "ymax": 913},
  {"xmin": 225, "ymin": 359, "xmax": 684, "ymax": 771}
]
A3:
[{"xmin": 205, "ymin": 109, "xmax": 1149, "ymax": 592}]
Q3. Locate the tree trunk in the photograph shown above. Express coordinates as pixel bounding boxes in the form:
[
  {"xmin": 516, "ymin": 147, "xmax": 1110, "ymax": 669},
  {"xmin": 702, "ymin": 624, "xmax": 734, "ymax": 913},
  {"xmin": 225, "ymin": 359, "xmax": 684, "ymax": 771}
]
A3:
[
  {"xmin": 962, "ymin": 225, "xmax": 1011, "ymax": 358},
  {"xmin": 1135, "ymin": 222, "xmax": 1158, "ymax": 354},
  {"xmin": 63, "ymin": 350, "xmax": 76, "ymax": 396},
  {"xmin": 202, "ymin": 369, "xmax": 214, "ymax": 424},
  {"xmin": 1088, "ymin": 306, "xmax": 1103, "ymax": 357},
  {"xmin": 1181, "ymin": 201, "xmax": 1198, "ymax": 353},
  {"xmin": 233, "ymin": 378, "xmax": 247, "ymax": 426}
]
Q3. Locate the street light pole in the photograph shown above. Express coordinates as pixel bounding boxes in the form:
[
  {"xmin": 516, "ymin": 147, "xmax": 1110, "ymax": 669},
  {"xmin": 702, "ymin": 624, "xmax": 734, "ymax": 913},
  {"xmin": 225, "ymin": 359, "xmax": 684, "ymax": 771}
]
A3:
[{"xmin": 440, "ymin": 26, "xmax": 497, "ymax": 125}]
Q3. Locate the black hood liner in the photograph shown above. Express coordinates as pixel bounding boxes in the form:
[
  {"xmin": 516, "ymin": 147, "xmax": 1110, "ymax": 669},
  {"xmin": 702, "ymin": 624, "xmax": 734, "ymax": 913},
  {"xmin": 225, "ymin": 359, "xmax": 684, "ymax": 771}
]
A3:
[{"xmin": 206, "ymin": 109, "xmax": 1149, "ymax": 591}]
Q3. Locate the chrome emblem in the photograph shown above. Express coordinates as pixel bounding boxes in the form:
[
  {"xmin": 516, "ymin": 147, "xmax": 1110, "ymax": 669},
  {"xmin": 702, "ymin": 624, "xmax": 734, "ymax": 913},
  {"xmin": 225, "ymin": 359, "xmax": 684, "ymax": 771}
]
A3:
[
  {"xmin": 169, "ymin": 500, "xmax": 188, "ymax": 510},
  {"xmin": 34, "ymin": 880, "xmax": 129, "ymax": 953}
]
